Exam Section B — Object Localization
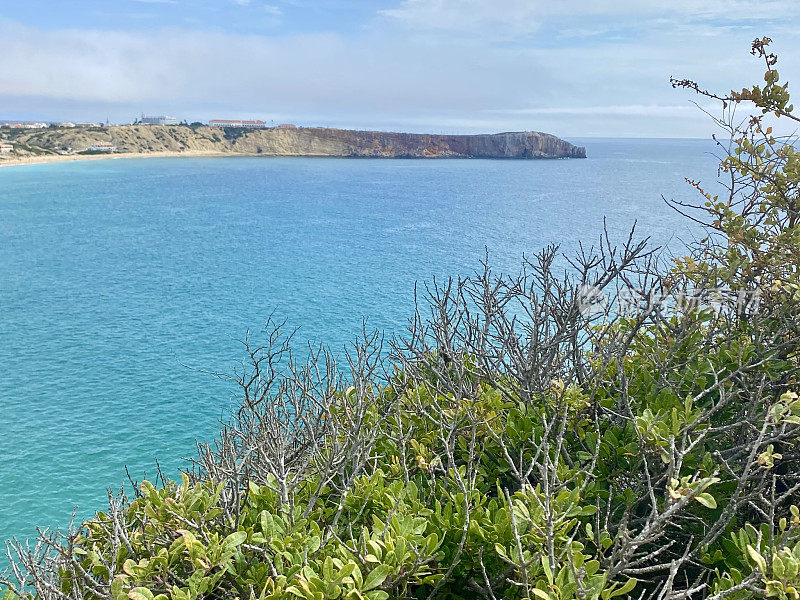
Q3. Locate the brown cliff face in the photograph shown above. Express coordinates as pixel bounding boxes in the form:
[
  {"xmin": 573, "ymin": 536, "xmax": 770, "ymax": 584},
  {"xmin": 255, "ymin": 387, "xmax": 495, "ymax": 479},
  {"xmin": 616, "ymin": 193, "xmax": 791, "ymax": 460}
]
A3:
[
  {"xmin": 3, "ymin": 125, "xmax": 586, "ymax": 159},
  {"xmin": 259, "ymin": 129, "xmax": 586, "ymax": 158}
]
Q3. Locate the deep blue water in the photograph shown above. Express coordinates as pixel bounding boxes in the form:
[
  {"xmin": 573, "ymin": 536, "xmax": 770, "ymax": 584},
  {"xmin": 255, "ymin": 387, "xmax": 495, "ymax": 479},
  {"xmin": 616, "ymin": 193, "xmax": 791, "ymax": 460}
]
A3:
[{"xmin": 0, "ymin": 138, "xmax": 720, "ymax": 548}]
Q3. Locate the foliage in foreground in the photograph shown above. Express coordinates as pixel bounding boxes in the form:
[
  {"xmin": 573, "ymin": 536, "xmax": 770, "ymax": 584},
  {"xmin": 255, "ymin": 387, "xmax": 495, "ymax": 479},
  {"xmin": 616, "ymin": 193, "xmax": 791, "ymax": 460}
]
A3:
[{"xmin": 3, "ymin": 39, "xmax": 800, "ymax": 600}]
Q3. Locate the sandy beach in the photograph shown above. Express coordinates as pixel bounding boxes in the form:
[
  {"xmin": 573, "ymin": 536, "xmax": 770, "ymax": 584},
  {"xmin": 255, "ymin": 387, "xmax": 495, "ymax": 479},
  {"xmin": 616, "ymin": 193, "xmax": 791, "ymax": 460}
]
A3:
[{"xmin": 0, "ymin": 150, "xmax": 238, "ymax": 168}]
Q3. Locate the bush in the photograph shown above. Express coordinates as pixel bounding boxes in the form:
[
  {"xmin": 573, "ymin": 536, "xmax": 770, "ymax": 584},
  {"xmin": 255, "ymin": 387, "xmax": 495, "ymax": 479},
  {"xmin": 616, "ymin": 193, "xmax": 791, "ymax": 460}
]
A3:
[
  {"xmin": 222, "ymin": 127, "xmax": 249, "ymax": 143},
  {"xmin": 2, "ymin": 40, "xmax": 799, "ymax": 600}
]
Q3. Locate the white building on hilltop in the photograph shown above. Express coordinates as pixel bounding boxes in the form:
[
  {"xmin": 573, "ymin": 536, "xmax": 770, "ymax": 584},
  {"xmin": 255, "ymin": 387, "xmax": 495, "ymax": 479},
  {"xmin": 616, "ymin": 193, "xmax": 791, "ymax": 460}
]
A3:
[
  {"xmin": 0, "ymin": 143, "xmax": 13, "ymax": 154},
  {"xmin": 139, "ymin": 115, "xmax": 179, "ymax": 126},
  {"xmin": 208, "ymin": 119, "xmax": 268, "ymax": 128}
]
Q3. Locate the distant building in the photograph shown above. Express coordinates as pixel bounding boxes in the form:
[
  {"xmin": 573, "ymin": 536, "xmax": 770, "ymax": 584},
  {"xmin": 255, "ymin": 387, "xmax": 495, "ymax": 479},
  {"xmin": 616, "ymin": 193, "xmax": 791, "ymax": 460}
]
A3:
[
  {"xmin": 208, "ymin": 119, "xmax": 268, "ymax": 129},
  {"xmin": 87, "ymin": 143, "xmax": 116, "ymax": 152},
  {"xmin": 277, "ymin": 123, "xmax": 296, "ymax": 129},
  {"xmin": 8, "ymin": 122, "xmax": 48, "ymax": 129},
  {"xmin": 140, "ymin": 115, "xmax": 179, "ymax": 126},
  {"xmin": 0, "ymin": 143, "xmax": 13, "ymax": 154},
  {"xmin": 60, "ymin": 122, "xmax": 76, "ymax": 128}
]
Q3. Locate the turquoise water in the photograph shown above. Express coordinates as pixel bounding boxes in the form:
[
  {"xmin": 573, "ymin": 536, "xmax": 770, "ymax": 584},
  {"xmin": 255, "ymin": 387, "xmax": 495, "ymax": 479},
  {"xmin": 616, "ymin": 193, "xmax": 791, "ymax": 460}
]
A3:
[{"xmin": 0, "ymin": 138, "xmax": 719, "ymax": 548}]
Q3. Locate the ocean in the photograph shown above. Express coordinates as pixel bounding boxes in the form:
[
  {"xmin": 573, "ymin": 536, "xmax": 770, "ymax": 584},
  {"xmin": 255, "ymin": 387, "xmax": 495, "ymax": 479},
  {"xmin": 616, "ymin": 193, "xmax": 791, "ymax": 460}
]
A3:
[{"xmin": 0, "ymin": 138, "xmax": 721, "ymax": 549}]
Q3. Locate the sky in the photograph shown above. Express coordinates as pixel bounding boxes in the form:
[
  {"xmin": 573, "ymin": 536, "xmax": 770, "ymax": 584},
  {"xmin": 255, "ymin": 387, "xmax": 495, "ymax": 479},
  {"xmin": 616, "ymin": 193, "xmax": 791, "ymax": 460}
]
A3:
[{"xmin": 0, "ymin": 0, "xmax": 798, "ymax": 137}]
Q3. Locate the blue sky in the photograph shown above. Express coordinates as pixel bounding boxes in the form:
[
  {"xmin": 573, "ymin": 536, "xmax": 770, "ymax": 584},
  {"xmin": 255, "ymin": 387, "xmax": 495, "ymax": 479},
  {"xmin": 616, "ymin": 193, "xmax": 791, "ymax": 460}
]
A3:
[{"xmin": 1, "ymin": 0, "xmax": 798, "ymax": 137}]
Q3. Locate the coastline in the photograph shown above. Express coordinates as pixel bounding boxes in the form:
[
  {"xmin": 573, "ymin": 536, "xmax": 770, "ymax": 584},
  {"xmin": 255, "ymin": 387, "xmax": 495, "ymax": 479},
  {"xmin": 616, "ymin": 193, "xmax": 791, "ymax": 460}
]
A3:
[
  {"xmin": 0, "ymin": 150, "xmax": 236, "ymax": 169},
  {"xmin": 0, "ymin": 149, "xmax": 588, "ymax": 169},
  {"xmin": 0, "ymin": 126, "xmax": 586, "ymax": 166}
]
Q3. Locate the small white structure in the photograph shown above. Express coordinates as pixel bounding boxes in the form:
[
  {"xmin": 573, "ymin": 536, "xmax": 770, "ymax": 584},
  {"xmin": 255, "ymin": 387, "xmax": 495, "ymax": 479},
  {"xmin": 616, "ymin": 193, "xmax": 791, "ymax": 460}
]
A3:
[
  {"xmin": 208, "ymin": 119, "xmax": 268, "ymax": 129},
  {"xmin": 87, "ymin": 143, "xmax": 116, "ymax": 152},
  {"xmin": 140, "ymin": 115, "xmax": 179, "ymax": 126},
  {"xmin": 0, "ymin": 143, "xmax": 13, "ymax": 154}
]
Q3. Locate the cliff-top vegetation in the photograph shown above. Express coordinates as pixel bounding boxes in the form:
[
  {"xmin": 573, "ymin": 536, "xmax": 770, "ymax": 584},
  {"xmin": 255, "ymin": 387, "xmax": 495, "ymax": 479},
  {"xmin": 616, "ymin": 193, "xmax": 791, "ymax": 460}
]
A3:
[{"xmin": 2, "ymin": 39, "xmax": 799, "ymax": 600}]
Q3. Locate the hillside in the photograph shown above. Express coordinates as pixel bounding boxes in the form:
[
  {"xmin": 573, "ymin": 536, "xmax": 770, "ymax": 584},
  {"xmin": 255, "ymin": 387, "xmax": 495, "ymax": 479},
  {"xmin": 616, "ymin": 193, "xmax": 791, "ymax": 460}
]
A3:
[{"xmin": 0, "ymin": 125, "xmax": 586, "ymax": 162}]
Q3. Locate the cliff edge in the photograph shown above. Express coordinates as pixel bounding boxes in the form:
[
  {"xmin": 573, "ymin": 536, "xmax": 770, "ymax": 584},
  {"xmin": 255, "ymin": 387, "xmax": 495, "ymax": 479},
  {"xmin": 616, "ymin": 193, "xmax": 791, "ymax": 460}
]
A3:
[{"xmin": 1, "ymin": 125, "xmax": 586, "ymax": 160}]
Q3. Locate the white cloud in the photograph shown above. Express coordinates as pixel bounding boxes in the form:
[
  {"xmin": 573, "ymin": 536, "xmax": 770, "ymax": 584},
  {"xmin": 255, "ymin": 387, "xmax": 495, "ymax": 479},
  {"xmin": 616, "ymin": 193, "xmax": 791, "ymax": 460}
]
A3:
[
  {"xmin": 0, "ymin": 21, "xmax": 551, "ymax": 110},
  {"xmin": 0, "ymin": 0, "xmax": 798, "ymax": 137}
]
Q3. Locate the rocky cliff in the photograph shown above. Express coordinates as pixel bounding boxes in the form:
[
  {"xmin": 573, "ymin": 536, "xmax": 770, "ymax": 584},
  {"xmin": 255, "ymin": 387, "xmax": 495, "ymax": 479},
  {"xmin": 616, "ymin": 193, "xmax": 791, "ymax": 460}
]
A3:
[{"xmin": 2, "ymin": 125, "xmax": 586, "ymax": 160}]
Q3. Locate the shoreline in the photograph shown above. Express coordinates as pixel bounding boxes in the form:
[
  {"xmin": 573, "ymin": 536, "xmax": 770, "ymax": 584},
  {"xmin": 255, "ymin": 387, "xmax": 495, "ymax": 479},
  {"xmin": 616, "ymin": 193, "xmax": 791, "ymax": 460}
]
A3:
[
  {"xmin": 0, "ymin": 150, "xmax": 238, "ymax": 169},
  {"xmin": 0, "ymin": 150, "xmax": 587, "ymax": 169}
]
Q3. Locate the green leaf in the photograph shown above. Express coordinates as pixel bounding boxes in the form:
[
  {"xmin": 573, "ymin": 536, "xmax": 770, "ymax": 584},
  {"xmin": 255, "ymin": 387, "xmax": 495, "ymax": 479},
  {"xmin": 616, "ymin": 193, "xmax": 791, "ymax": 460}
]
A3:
[
  {"xmin": 541, "ymin": 556, "xmax": 554, "ymax": 585},
  {"xmin": 773, "ymin": 555, "xmax": 786, "ymax": 580},
  {"xmin": 285, "ymin": 586, "xmax": 306, "ymax": 598},
  {"xmin": 260, "ymin": 511, "xmax": 273, "ymax": 536},
  {"xmin": 223, "ymin": 531, "xmax": 247, "ymax": 548},
  {"xmin": 111, "ymin": 577, "xmax": 126, "ymax": 600},
  {"xmin": 362, "ymin": 565, "xmax": 390, "ymax": 592},
  {"xmin": 307, "ymin": 536, "xmax": 321, "ymax": 554},
  {"xmin": 747, "ymin": 545, "xmax": 768, "ymax": 573},
  {"xmin": 323, "ymin": 556, "xmax": 334, "ymax": 581},
  {"xmin": 425, "ymin": 533, "xmax": 439, "ymax": 555},
  {"xmin": 609, "ymin": 578, "xmax": 637, "ymax": 598},
  {"xmin": 394, "ymin": 537, "xmax": 406, "ymax": 563},
  {"xmin": 367, "ymin": 541, "xmax": 383, "ymax": 560},
  {"xmin": 337, "ymin": 562, "xmax": 357, "ymax": 581},
  {"xmin": 695, "ymin": 493, "xmax": 717, "ymax": 509},
  {"xmin": 128, "ymin": 588, "xmax": 155, "ymax": 600},
  {"xmin": 531, "ymin": 589, "xmax": 553, "ymax": 600},
  {"xmin": 585, "ymin": 560, "xmax": 600, "ymax": 576},
  {"xmin": 350, "ymin": 564, "xmax": 364, "ymax": 588}
]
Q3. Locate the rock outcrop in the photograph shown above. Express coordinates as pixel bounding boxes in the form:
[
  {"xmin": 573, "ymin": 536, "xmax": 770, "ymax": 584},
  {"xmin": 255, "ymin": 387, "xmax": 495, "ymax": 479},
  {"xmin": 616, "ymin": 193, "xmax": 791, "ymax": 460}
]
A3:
[{"xmin": 2, "ymin": 125, "xmax": 586, "ymax": 160}]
